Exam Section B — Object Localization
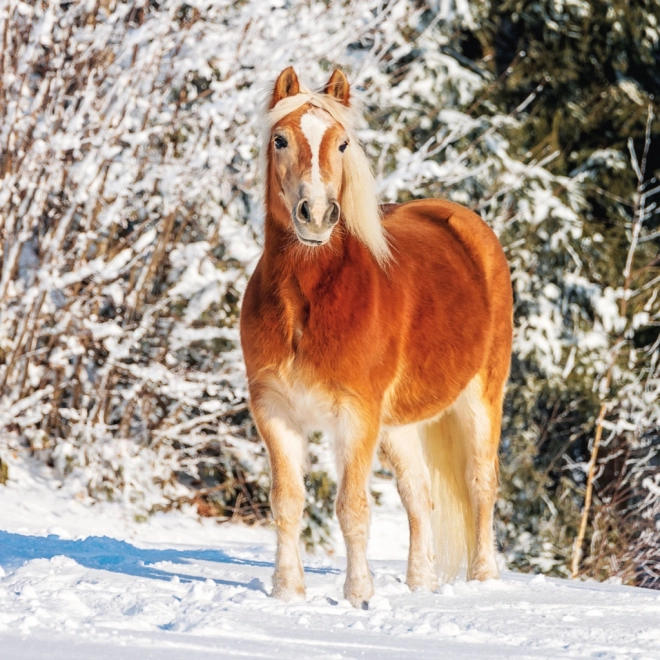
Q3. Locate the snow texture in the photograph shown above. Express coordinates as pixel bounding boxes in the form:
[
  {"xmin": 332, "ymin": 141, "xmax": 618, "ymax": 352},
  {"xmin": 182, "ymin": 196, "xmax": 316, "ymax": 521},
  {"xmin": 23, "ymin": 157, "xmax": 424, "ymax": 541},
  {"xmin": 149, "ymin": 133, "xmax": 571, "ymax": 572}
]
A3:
[{"xmin": 0, "ymin": 459, "xmax": 659, "ymax": 659}]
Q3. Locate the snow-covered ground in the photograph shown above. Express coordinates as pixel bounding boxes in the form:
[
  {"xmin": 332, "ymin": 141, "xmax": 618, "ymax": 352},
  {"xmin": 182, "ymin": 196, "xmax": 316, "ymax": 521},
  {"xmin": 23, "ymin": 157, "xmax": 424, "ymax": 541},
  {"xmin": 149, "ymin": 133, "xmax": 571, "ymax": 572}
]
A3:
[{"xmin": 1, "ymin": 458, "xmax": 659, "ymax": 659}]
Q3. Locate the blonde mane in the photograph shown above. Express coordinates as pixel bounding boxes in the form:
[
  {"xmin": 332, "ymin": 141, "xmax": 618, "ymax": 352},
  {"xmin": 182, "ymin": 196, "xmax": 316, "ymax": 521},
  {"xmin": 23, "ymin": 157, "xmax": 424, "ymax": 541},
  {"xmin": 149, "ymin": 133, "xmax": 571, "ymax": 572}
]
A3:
[{"xmin": 263, "ymin": 83, "xmax": 391, "ymax": 266}]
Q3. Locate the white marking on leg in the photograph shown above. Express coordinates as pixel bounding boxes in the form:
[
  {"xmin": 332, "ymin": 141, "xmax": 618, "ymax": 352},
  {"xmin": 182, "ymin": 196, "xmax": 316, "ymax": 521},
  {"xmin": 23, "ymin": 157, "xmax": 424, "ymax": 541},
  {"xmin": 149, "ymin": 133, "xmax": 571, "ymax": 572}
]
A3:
[
  {"xmin": 254, "ymin": 384, "xmax": 308, "ymax": 600},
  {"xmin": 333, "ymin": 407, "xmax": 376, "ymax": 607}
]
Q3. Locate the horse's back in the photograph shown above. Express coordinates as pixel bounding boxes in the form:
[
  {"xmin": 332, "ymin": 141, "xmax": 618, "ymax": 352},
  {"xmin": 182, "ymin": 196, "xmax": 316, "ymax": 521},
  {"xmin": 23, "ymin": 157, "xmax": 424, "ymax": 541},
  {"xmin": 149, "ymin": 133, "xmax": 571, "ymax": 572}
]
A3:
[
  {"xmin": 383, "ymin": 199, "xmax": 509, "ymax": 288},
  {"xmin": 383, "ymin": 199, "xmax": 511, "ymax": 321}
]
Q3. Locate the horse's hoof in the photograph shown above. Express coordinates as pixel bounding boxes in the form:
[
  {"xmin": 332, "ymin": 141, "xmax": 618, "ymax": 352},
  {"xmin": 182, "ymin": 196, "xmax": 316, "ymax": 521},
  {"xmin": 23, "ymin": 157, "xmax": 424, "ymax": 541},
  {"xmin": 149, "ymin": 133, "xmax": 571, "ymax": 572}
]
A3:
[
  {"xmin": 407, "ymin": 573, "xmax": 438, "ymax": 592},
  {"xmin": 271, "ymin": 585, "xmax": 306, "ymax": 601},
  {"xmin": 344, "ymin": 579, "xmax": 374, "ymax": 608},
  {"xmin": 346, "ymin": 592, "xmax": 372, "ymax": 609},
  {"xmin": 271, "ymin": 575, "xmax": 306, "ymax": 601},
  {"xmin": 468, "ymin": 557, "xmax": 499, "ymax": 581}
]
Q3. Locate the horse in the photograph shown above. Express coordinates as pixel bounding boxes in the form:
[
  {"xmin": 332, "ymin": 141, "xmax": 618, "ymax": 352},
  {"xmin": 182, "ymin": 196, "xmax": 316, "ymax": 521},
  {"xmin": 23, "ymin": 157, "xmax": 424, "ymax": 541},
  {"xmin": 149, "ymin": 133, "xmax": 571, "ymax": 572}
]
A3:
[{"xmin": 239, "ymin": 67, "xmax": 513, "ymax": 608}]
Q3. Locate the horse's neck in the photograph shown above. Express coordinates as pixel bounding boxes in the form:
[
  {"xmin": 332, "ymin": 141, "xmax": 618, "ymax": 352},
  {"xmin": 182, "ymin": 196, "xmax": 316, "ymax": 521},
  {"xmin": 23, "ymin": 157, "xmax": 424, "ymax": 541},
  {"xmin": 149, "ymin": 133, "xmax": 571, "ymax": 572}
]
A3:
[{"xmin": 263, "ymin": 214, "xmax": 349, "ymax": 301}]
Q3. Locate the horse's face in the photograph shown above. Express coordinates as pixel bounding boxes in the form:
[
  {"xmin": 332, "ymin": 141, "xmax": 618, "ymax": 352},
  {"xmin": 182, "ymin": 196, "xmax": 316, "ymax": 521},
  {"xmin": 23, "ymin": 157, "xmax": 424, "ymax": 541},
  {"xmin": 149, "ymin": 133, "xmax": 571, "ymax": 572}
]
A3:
[
  {"xmin": 271, "ymin": 106, "xmax": 348, "ymax": 246},
  {"xmin": 269, "ymin": 68, "xmax": 351, "ymax": 247}
]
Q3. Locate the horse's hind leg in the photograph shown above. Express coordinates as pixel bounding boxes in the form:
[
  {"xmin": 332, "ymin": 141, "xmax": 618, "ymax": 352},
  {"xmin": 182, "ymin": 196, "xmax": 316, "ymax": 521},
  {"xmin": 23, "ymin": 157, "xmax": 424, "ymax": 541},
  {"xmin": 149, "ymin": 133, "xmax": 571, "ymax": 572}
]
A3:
[
  {"xmin": 380, "ymin": 425, "xmax": 437, "ymax": 591},
  {"xmin": 453, "ymin": 376, "xmax": 500, "ymax": 580}
]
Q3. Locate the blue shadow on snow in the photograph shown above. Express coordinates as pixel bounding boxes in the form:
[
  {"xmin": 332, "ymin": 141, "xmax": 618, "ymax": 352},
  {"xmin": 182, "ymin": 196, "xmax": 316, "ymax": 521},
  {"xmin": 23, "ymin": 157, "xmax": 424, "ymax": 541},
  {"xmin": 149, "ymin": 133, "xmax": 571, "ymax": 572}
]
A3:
[{"xmin": 0, "ymin": 530, "xmax": 338, "ymax": 589}]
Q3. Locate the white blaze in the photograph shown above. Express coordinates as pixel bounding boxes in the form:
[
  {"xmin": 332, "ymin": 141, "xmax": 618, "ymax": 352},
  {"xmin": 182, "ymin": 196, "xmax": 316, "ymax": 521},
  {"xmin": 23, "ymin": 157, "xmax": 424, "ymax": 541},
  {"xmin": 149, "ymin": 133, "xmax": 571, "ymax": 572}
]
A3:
[{"xmin": 300, "ymin": 111, "xmax": 329, "ymax": 222}]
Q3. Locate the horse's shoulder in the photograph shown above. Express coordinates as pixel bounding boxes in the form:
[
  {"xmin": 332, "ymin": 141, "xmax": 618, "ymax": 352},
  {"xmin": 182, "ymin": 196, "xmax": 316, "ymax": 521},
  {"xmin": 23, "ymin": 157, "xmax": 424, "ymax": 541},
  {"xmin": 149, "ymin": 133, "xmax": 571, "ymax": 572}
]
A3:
[
  {"xmin": 241, "ymin": 259, "xmax": 283, "ymax": 333},
  {"xmin": 241, "ymin": 259, "xmax": 264, "ymax": 311}
]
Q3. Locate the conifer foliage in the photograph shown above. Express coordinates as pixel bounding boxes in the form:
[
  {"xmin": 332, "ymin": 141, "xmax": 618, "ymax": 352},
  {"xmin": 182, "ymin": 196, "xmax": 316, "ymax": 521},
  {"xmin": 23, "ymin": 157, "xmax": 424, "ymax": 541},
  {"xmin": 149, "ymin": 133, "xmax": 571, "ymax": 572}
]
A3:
[{"xmin": 0, "ymin": 1, "xmax": 658, "ymax": 585}]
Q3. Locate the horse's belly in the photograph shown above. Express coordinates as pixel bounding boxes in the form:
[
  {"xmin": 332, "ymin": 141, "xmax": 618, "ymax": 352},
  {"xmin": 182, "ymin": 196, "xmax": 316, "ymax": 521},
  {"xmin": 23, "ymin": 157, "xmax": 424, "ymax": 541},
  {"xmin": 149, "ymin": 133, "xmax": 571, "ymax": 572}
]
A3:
[{"xmin": 381, "ymin": 358, "xmax": 477, "ymax": 427}]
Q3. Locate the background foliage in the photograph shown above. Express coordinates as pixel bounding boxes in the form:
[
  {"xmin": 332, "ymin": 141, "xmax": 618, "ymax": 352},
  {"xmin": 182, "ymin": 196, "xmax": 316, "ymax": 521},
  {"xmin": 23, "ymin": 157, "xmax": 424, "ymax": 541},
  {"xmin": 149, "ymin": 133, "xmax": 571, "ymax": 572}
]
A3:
[{"xmin": 0, "ymin": 0, "xmax": 658, "ymax": 585}]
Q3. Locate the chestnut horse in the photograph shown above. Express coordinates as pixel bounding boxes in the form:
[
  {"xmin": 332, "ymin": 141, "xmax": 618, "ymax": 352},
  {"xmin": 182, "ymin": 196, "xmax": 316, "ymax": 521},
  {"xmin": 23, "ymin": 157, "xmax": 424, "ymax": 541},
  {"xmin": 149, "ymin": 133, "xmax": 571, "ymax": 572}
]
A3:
[{"xmin": 240, "ymin": 67, "xmax": 513, "ymax": 607}]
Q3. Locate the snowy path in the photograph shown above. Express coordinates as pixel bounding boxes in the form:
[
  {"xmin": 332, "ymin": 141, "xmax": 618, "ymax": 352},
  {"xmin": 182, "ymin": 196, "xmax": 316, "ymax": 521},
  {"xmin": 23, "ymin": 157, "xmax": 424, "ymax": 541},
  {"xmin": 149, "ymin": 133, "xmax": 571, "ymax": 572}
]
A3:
[
  {"xmin": 2, "ymin": 532, "xmax": 660, "ymax": 660},
  {"xmin": 1, "ymin": 461, "xmax": 659, "ymax": 659}
]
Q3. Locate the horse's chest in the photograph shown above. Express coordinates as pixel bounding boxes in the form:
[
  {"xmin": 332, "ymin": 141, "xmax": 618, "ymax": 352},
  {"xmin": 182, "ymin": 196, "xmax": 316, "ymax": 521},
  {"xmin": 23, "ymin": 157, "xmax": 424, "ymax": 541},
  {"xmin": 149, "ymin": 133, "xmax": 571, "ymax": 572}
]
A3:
[
  {"xmin": 282, "ymin": 297, "xmax": 347, "ymax": 362},
  {"xmin": 279, "ymin": 326, "xmax": 357, "ymax": 436},
  {"xmin": 284, "ymin": 380, "xmax": 343, "ymax": 436},
  {"xmin": 290, "ymin": 325, "xmax": 367, "ymax": 395}
]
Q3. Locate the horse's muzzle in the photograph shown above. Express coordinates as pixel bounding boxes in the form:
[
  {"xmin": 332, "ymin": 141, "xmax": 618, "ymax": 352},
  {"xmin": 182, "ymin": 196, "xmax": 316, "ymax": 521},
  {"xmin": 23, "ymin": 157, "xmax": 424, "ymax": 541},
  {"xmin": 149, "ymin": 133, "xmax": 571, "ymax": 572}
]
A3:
[{"xmin": 292, "ymin": 199, "xmax": 340, "ymax": 246}]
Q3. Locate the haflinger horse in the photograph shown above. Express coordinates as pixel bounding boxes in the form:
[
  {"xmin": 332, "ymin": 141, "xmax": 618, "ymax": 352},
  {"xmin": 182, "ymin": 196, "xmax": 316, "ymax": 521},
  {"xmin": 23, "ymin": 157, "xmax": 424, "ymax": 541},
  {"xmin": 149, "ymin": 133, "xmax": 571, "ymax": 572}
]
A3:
[{"xmin": 240, "ymin": 67, "xmax": 513, "ymax": 608}]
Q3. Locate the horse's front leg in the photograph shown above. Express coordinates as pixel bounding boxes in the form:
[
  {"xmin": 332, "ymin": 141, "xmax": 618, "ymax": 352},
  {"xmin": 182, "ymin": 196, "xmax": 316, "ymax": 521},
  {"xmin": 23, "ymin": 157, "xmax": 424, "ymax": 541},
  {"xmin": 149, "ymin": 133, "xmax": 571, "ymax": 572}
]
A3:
[
  {"xmin": 335, "ymin": 411, "xmax": 380, "ymax": 608},
  {"xmin": 252, "ymin": 396, "xmax": 307, "ymax": 601}
]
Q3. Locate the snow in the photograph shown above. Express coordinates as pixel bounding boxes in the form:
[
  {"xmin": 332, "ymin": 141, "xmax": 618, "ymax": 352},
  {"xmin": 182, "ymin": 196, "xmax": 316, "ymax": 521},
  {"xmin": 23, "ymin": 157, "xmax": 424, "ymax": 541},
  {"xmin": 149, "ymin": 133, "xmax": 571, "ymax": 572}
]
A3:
[{"xmin": 1, "ymin": 459, "xmax": 659, "ymax": 659}]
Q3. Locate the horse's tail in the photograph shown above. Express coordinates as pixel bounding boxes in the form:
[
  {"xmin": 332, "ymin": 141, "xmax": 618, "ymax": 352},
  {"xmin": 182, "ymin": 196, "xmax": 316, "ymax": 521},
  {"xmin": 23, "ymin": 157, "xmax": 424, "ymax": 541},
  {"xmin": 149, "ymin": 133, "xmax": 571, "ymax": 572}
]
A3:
[{"xmin": 419, "ymin": 412, "xmax": 475, "ymax": 583}]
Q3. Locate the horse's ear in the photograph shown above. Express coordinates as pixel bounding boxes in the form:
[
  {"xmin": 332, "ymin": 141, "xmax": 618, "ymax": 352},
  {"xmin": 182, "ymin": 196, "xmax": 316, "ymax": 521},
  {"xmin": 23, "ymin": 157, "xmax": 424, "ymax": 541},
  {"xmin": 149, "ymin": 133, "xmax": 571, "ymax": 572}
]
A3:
[
  {"xmin": 324, "ymin": 69, "xmax": 350, "ymax": 106},
  {"xmin": 270, "ymin": 67, "xmax": 300, "ymax": 109}
]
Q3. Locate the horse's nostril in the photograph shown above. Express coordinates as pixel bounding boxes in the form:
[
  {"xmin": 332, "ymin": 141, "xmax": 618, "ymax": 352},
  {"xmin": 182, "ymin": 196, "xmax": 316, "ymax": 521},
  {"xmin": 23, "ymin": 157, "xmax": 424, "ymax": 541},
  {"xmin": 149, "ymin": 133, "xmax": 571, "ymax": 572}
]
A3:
[
  {"xmin": 325, "ymin": 201, "xmax": 340, "ymax": 226},
  {"xmin": 299, "ymin": 200, "xmax": 310, "ymax": 223}
]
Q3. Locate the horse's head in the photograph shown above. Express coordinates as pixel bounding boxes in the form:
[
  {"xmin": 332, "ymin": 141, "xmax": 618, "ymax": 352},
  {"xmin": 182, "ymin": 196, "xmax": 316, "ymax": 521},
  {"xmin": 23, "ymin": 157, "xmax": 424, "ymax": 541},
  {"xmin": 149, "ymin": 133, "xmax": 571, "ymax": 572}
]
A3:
[{"xmin": 267, "ymin": 67, "xmax": 352, "ymax": 247}]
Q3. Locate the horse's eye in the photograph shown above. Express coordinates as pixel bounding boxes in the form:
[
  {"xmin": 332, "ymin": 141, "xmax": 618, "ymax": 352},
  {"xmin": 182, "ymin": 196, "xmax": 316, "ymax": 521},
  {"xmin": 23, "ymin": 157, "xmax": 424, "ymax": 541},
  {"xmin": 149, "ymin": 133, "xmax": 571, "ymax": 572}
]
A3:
[
  {"xmin": 339, "ymin": 141, "xmax": 349, "ymax": 152},
  {"xmin": 274, "ymin": 135, "xmax": 288, "ymax": 150}
]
